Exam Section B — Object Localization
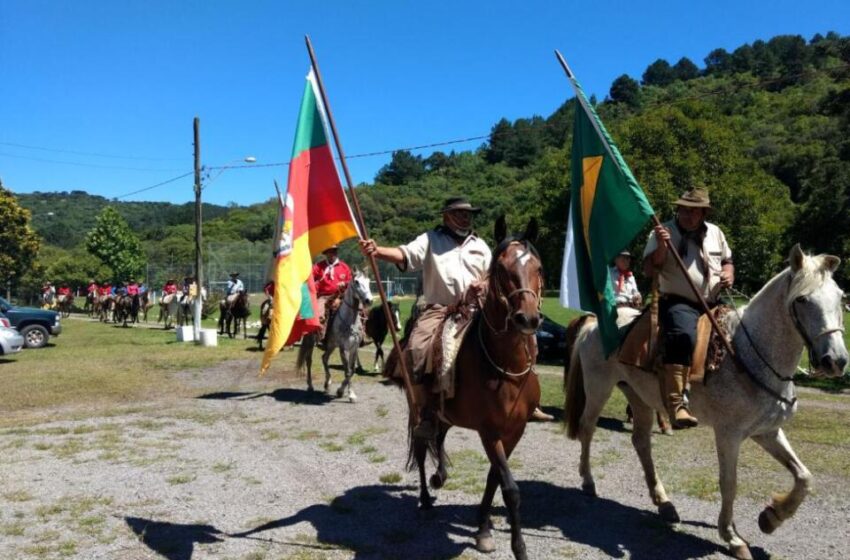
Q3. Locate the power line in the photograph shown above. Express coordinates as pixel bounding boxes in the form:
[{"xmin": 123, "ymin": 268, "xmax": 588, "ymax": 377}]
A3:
[
  {"xmin": 0, "ymin": 141, "xmax": 185, "ymax": 162},
  {"xmin": 0, "ymin": 151, "xmax": 183, "ymax": 172},
  {"xmin": 113, "ymin": 171, "xmax": 194, "ymax": 200}
]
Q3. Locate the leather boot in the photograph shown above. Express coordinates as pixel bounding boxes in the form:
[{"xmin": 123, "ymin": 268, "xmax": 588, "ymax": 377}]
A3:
[{"xmin": 664, "ymin": 364, "xmax": 698, "ymax": 429}]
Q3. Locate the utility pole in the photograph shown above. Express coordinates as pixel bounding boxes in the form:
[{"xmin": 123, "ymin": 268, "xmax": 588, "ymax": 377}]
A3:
[{"xmin": 193, "ymin": 117, "xmax": 203, "ymax": 342}]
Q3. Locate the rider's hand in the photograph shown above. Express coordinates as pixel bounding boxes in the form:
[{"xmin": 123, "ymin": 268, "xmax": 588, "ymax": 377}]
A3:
[
  {"xmin": 359, "ymin": 239, "xmax": 376, "ymax": 256},
  {"xmin": 653, "ymin": 224, "xmax": 671, "ymax": 243},
  {"xmin": 719, "ymin": 269, "xmax": 734, "ymax": 288}
]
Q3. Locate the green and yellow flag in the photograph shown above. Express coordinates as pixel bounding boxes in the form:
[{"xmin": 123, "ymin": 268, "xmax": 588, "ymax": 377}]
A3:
[{"xmin": 559, "ymin": 74, "xmax": 654, "ymax": 356}]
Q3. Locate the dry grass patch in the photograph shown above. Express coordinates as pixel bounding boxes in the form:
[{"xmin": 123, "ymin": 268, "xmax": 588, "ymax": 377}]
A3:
[{"xmin": 4, "ymin": 490, "xmax": 34, "ymax": 502}]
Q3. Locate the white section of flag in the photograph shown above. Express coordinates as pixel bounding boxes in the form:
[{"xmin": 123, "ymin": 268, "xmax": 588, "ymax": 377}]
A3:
[{"xmin": 560, "ymin": 202, "xmax": 582, "ymax": 310}]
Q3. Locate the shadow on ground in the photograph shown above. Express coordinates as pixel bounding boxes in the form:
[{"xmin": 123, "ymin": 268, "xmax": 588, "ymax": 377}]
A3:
[
  {"xmin": 127, "ymin": 480, "xmax": 736, "ymax": 559},
  {"xmin": 196, "ymin": 387, "xmax": 334, "ymax": 405}
]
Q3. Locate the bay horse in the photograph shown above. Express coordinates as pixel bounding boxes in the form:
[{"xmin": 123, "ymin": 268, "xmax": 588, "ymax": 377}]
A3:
[
  {"xmin": 407, "ymin": 216, "xmax": 542, "ymax": 560},
  {"xmin": 139, "ymin": 291, "xmax": 153, "ymax": 322},
  {"xmin": 564, "ymin": 244, "xmax": 848, "ymax": 560},
  {"xmin": 296, "ymin": 270, "xmax": 372, "ymax": 401},
  {"xmin": 84, "ymin": 292, "xmax": 96, "ymax": 316},
  {"xmin": 363, "ymin": 301, "xmax": 401, "ymax": 372},
  {"xmin": 57, "ymin": 294, "xmax": 74, "ymax": 318},
  {"xmin": 219, "ymin": 291, "xmax": 250, "ymax": 339}
]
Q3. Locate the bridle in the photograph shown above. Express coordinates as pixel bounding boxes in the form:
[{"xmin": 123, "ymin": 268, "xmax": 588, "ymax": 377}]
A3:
[
  {"xmin": 789, "ymin": 297, "xmax": 845, "ymax": 368},
  {"xmin": 478, "ymin": 242, "xmax": 543, "ymax": 377}
]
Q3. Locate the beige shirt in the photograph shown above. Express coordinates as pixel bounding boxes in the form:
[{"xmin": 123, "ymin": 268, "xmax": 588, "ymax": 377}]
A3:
[
  {"xmin": 644, "ymin": 219, "xmax": 731, "ymax": 303},
  {"xmin": 399, "ymin": 227, "xmax": 491, "ymax": 306}
]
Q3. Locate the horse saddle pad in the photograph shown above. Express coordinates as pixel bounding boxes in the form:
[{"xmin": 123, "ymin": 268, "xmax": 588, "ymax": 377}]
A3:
[
  {"xmin": 619, "ymin": 306, "xmax": 726, "ymax": 379},
  {"xmin": 430, "ymin": 310, "xmax": 476, "ymax": 398}
]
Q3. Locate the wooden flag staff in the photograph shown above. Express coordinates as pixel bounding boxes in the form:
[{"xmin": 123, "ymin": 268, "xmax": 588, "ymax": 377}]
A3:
[{"xmin": 305, "ymin": 35, "xmax": 419, "ymax": 423}]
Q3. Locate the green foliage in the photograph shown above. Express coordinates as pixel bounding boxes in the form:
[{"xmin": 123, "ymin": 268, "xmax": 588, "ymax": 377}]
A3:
[
  {"xmin": 609, "ymin": 74, "xmax": 641, "ymax": 107},
  {"xmin": 374, "ymin": 150, "xmax": 426, "ymax": 185},
  {"xmin": 642, "ymin": 58, "xmax": 676, "ymax": 86},
  {"xmin": 0, "ymin": 181, "xmax": 41, "ymax": 290},
  {"xmin": 85, "ymin": 207, "xmax": 146, "ymax": 283}
]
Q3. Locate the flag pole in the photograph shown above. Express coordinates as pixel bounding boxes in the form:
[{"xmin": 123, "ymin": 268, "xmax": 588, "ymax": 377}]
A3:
[
  {"xmin": 554, "ymin": 49, "xmax": 736, "ymax": 360},
  {"xmin": 305, "ymin": 35, "xmax": 419, "ymax": 422}
]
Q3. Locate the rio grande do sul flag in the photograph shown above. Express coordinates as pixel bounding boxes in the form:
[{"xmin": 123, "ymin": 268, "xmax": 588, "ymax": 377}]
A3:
[
  {"xmin": 560, "ymin": 75, "xmax": 654, "ymax": 357},
  {"xmin": 260, "ymin": 68, "xmax": 359, "ymax": 374}
]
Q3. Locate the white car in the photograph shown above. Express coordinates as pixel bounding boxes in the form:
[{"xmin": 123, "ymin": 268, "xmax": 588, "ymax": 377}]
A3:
[{"xmin": 0, "ymin": 313, "xmax": 24, "ymax": 356}]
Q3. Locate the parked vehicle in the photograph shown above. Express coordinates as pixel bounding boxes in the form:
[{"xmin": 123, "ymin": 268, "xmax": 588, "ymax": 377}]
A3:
[
  {"xmin": 0, "ymin": 297, "xmax": 62, "ymax": 349},
  {"xmin": 0, "ymin": 312, "xmax": 24, "ymax": 355},
  {"xmin": 536, "ymin": 314, "xmax": 568, "ymax": 361}
]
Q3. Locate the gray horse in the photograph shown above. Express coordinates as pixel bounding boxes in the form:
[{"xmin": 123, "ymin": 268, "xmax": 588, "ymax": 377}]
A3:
[
  {"xmin": 565, "ymin": 244, "xmax": 847, "ymax": 560},
  {"xmin": 296, "ymin": 270, "xmax": 372, "ymax": 402}
]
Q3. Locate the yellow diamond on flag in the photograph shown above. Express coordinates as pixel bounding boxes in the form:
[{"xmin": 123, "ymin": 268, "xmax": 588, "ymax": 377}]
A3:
[{"xmin": 580, "ymin": 155, "xmax": 603, "ymax": 256}]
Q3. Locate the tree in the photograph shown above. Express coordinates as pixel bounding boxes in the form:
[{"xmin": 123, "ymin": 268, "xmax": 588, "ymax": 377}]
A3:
[
  {"xmin": 85, "ymin": 206, "xmax": 146, "ymax": 282},
  {"xmin": 642, "ymin": 59, "xmax": 676, "ymax": 86},
  {"xmin": 374, "ymin": 150, "xmax": 426, "ymax": 185},
  {"xmin": 673, "ymin": 57, "xmax": 700, "ymax": 81},
  {"xmin": 704, "ymin": 48, "xmax": 732, "ymax": 75},
  {"xmin": 0, "ymin": 180, "xmax": 41, "ymax": 293},
  {"xmin": 609, "ymin": 74, "xmax": 641, "ymax": 107}
]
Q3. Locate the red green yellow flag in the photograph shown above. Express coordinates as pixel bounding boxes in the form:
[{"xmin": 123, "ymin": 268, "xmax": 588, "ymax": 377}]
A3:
[{"xmin": 260, "ymin": 68, "xmax": 359, "ymax": 374}]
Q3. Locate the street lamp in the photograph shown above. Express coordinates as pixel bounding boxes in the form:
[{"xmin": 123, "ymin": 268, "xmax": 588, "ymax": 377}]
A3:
[{"xmin": 192, "ymin": 117, "xmax": 257, "ymax": 342}]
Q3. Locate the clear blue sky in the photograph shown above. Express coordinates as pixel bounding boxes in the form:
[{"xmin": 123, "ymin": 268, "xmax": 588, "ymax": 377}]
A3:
[{"xmin": 1, "ymin": 0, "xmax": 847, "ymax": 206}]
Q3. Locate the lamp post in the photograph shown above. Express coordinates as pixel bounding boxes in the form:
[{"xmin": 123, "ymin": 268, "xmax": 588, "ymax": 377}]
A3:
[{"xmin": 192, "ymin": 117, "xmax": 257, "ymax": 342}]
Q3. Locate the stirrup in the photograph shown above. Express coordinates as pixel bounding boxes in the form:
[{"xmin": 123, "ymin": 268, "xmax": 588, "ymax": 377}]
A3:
[{"xmin": 412, "ymin": 419, "xmax": 437, "ymax": 441}]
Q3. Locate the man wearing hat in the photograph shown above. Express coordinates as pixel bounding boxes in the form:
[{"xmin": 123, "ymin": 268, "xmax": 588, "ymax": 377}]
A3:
[
  {"xmin": 610, "ymin": 250, "xmax": 641, "ymax": 310},
  {"xmin": 312, "ymin": 245, "xmax": 353, "ymax": 340},
  {"xmin": 359, "ymin": 196, "xmax": 492, "ymax": 439},
  {"xmin": 224, "ymin": 272, "xmax": 244, "ymax": 305},
  {"xmin": 643, "ymin": 186, "xmax": 734, "ymax": 429}
]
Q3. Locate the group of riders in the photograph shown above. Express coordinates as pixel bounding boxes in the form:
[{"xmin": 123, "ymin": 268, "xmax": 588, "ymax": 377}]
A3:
[{"xmin": 356, "ymin": 189, "xmax": 732, "ymax": 441}]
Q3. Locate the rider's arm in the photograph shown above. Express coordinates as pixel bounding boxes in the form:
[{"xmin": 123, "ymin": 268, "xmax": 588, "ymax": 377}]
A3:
[{"xmin": 359, "ymin": 239, "xmax": 405, "ymax": 266}]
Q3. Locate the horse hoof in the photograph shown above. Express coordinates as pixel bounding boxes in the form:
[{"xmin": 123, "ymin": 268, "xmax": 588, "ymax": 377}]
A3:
[
  {"xmin": 581, "ymin": 482, "xmax": 597, "ymax": 497},
  {"xmin": 758, "ymin": 506, "xmax": 781, "ymax": 534},
  {"xmin": 349, "ymin": 394, "xmax": 357, "ymax": 403},
  {"xmin": 429, "ymin": 473, "xmax": 445, "ymax": 489},
  {"xmin": 658, "ymin": 501, "xmax": 680, "ymax": 524},
  {"xmin": 336, "ymin": 387, "xmax": 344, "ymax": 399},
  {"xmin": 475, "ymin": 533, "xmax": 496, "ymax": 554},
  {"xmin": 419, "ymin": 495, "xmax": 435, "ymax": 510},
  {"xmin": 730, "ymin": 543, "xmax": 753, "ymax": 560}
]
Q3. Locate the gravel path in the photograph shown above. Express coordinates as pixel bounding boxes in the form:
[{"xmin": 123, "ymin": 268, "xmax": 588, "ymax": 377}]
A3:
[{"xmin": 1, "ymin": 358, "xmax": 848, "ymax": 560}]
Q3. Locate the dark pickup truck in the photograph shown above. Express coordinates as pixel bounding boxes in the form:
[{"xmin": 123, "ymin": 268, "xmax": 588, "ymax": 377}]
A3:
[{"xmin": 0, "ymin": 296, "xmax": 62, "ymax": 348}]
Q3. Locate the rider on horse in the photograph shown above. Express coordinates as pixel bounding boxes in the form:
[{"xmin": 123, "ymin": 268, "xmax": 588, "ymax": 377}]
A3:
[
  {"xmin": 222, "ymin": 272, "xmax": 244, "ymax": 306},
  {"xmin": 162, "ymin": 279, "xmax": 178, "ymax": 304},
  {"xmin": 643, "ymin": 186, "xmax": 734, "ymax": 430},
  {"xmin": 359, "ymin": 196, "xmax": 492, "ymax": 440},
  {"xmin": 313, "ymin": 245, "xmax": 352, "ymax": 342}
]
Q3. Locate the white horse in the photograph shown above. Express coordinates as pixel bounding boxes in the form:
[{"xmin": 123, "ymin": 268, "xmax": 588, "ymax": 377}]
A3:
[
  {"xmin": 158, "ymin": 295, "xmax": 180, "ymax": 330},
  {"xmin": 296, "ymin": 270, "xmax": 373, "ymax": 402},
  {"xmin": 564, "ymin": 244, "xmax": 847, "ymax": 560}
]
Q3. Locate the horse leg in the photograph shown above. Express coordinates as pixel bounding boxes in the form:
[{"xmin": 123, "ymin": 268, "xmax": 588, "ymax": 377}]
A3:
[
  {"xmin": 475, "ymin": 466, "xmax": 500, "ymax": 553},
  {"xmin": 715, "ymin": 430, "xmax": 751, "ymax": 560},
  {"xmin": 346, "ymin": 345, "xmax": 358, "ymax": 402},
  {"xmin": 751, "ymin": 428, "xmax": 811, "ymax": 535},
  {"xmin": 413, "ymin": 436, "xmax": 436, "ymax": 509},
  {"xmin": 619, "ymin": 384, "xmax": 678, "ymax": 523},
  {"xmin": 577, "ymin": 378, "xmax": 615, "ymax": 497},
  {"xmin": 429, "ymin": 424, "xmax": 450, "ymax": 489},
  {"xmin": 336, "ymin": 347, "xmax": 354, "ymax": 401},
  {"xmin": 480, "ymin": 435, "xmax": 527, "ymax": 560},
  {"xmin": 321, "ymin": 345, "xmax": 333, "ymax": 394},
  {"xmin": 374, "ymin": 341, "xmax": 384, "ymax": 373}
]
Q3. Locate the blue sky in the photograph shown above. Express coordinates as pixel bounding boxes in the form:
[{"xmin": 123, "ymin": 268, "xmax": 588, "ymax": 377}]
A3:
[{"xmin": 1, "ymin": 0, "xmax": 848, "ymax": 206}]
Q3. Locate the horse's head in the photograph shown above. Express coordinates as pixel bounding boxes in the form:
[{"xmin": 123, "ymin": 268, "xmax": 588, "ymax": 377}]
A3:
[
  {"xmin": 490, "ymin": 215, "xmax": 544, "ymax": 335},
  {"xmin": 390, "ymin": 302, "xmax": 401, "ymax": 332},
  {"xmin": 786, "ymin": 244, "xmax": 848, "ymax": 377},
  {"xmin": 350, "ymin": 270, "xmax": 373, "ymax": 308}
]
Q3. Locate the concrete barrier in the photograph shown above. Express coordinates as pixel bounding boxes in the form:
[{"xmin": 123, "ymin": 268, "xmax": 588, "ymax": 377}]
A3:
[
  {"xmin": 175, "ymin": 325, "xmax": 194, "ymax": 342},
  {"xmin": 200, "ymin": 329, "xmax": 218, "ymax": 347}
]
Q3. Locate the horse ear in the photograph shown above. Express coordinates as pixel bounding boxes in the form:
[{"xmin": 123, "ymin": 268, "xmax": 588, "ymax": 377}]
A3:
[
  {"xmin": 523, "ymin": 217, "xmax": 539, "ymax": 245},
  {"xmin": 495, "ymin": 215, "xmax": 507, "ymax": 244},
  {"xmin": 823, "ymin": 255, "xmax": 841, "ymax": 273},
  {"xmin": 789, "ymin": 244, "xmax": 805, "ymax": 272}
]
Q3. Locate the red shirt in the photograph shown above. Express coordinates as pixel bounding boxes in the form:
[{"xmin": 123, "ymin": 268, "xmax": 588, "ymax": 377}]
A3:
[
  {"xmin": 163, "ymin": 283, "xmax": 178, "ymax": 295},
  {"xmin": 99, "ymin": 285, "xmax": 111, "ymax": 296},
  {"xmin": 58, "ymin": 287, "xmax": 71, "ymax": 296},
  {"xmin": 127, "ymin": 283, "xmax": 139, "ymax": 296},
  {"xmin": 87, "ymin": 283, "xmax": 98, "ymax": 294},
  {"xmin": 263, "ymin": 281, "xmax": 275, "ymax": 297},
  {"xmin": 312, "ymin": 259, "xmax": 352, "ymax": 297}
]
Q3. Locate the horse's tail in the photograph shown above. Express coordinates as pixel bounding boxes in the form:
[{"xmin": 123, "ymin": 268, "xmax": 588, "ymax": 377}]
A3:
[
  {"xmin": 405, "ymin": 406, "xmax": 438, "ymax": 472},
  {"xmin": 295, "ymin": 335, "xmax": 314, "ymax": 376},
  {"xmin": 564, "ymin": 315, "xmax": 594, "ymax": 440}
]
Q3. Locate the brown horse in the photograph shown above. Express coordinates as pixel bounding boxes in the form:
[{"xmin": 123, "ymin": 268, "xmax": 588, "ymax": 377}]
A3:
[
  {"xmin": 219, "ymin": 291, "xmax": 250, "ymax": 339},
  {"xmin": 406, "ymin": 216, "xmax": 542, "ymax": 560},
  {"xmin": 57, "ymin": 294, "xmax": 74, "ymax": 318}
]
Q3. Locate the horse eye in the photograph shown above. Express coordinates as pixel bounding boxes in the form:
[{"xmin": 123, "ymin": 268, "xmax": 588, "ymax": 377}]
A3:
[{"xmin": 795, "ymin": 296, "xmax": 807, "ymax": 304}]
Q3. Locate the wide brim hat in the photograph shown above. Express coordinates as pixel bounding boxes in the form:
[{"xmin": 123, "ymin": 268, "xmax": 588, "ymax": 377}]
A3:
[
  {"xmin": 673, "ymin": 187, "xmax": 712, "ymax": 209},
  {"xmin": 441, "ymin": 196, "xmax": 481, "ymax": 214},
  {"xmin": 322, "ymin": 245, "xmax": 340, "ymax": 253},
  {"xmin": 617, "ymin": 250, "xmax": 632, "ymax": 257},
  {"xmin": 229, "ymin": 272, "xmax": 240, "ymax": 277}
]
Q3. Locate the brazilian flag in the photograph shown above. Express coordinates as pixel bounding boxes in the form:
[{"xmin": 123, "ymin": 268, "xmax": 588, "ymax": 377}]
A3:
[{"xmin": 560, "ymin": 76, "xmax": 655, "ymax": 357}]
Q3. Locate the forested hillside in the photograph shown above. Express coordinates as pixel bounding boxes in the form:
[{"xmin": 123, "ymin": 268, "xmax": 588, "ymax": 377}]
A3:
[{"xmin": 13, "ymin": 31, "xmax": 850, "ymax": 296}]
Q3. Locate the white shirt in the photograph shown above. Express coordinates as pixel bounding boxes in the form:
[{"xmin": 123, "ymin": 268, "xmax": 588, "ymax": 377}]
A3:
[
  {"xmin": 226, "ymin": 278, "xmax": 244, "ymax": 295},
  {"xmin": 399, "ymin": 227, "xmax": 491, "ymax": 307},
  {"xmin": 609, "ymin": 267, "xmax": 640, "ymax": 305}
]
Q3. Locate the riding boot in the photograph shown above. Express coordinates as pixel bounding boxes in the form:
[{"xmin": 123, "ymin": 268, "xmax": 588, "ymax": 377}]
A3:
[
  {"xmin": 412, "ymin": 400, "xmax": 438, "ymax": 441},
  {"xmin": 663, "ymin": 364, "xmax": 698, "ymax": 429}
]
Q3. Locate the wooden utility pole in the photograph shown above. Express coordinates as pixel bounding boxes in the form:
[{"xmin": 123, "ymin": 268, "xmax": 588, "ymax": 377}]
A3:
[{"xmin": 193, "ymin": 117, "xmax": 203, "ymax": 341}]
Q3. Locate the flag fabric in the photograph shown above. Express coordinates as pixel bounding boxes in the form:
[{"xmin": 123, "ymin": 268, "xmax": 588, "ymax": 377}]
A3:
[
  {"xmin": 559, "ymin": 76, "xmax": 654, "ymax": 357},
  {"xmin": 260, "ymin": 68, "xmax": 360, "ymax": 373}
]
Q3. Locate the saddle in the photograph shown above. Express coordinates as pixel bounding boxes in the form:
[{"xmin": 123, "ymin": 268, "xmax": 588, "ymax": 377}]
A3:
[{"xmin": 619, "ymin": 304, "xmax": 731, "ymax": 383}]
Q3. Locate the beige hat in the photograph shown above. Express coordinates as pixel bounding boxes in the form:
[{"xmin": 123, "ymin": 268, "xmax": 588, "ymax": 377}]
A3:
[{"xmin": 673, "ymin": 187, "xmax": 711, "ymax": 209}]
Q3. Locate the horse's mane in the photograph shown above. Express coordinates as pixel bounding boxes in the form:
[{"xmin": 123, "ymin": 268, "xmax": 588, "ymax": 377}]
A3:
[{"xmin": 744, "ymin": 253, "xmax": 835, "ymax": 314}]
